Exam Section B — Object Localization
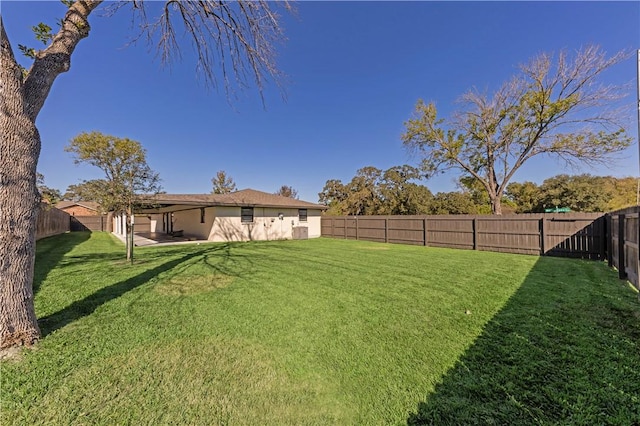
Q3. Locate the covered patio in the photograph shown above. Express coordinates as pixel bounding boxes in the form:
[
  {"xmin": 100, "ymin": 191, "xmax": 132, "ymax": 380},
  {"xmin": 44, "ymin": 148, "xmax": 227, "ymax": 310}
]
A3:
[{"xmin": 112, "ymin": 231, "xmax": 206, "ymax": 247}]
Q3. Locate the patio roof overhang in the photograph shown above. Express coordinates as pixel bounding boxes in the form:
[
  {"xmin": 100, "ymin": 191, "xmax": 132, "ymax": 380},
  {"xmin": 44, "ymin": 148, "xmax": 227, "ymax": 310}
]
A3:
[{"xmin": 132, "ymin": 189, "xmax": 327, "ymax": 214}]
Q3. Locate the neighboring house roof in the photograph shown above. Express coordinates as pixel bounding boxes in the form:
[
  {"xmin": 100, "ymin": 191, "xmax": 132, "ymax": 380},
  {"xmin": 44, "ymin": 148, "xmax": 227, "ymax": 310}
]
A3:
[
  {"xmin": 55, "ymin": 201, "xmax": 101, "ymax": 212},
  {"xmin": 140, "ymin": 189, "xmax": 326, "ymax": 210}
]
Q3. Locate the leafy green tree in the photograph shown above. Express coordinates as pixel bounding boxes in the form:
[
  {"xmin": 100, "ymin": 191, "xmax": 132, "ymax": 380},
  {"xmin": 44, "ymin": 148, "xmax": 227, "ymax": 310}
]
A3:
[
  {"xmin": 275, "ymin": 185, "xmax": 299, "ymax": 199},
  {"xmin": 605, "ymin": 176, "xmax": 638, "ymax": 211},
  {"xmin": 378, "ymin": 165, "xmax": 432, "ymax": 215},
  {"xmin": 320, "ymin": 165, "xmax": 434, "ymax": 216},
  {"xmin": 211, "ymin": 170, "xmax": 237, "ymax": 194},
  {"xmin": 429, "ymin": 192, "xmax": 478, "ymax": 215},
  {"xmin": 505, "ymin": 181, "xmax": 541, "ymax": 213},
  {"xmin": 63, "ymin": 179, "xmax": 110, "ymax": 204},
  {"xmin": 457, "ymin": 176, "xmax": 492, "ymax": 214},
  {"xmin": 66, "ymin": 131, "xmax": 161, "ymax": 261},
  {"xmin": 345, "ymin": 166, "xmax": 383, "ymax": 215},
  {"xmin": 402, "ymin": 46, "xmax": 632, "ymax": 215},
  {"xmin": 318, "ymin": 179, "xmax": 349, "ymax": 215},
  {"xmin": 1, "ymin": 1, "xmax": 291, "ymax": 349},
  {"xmin": 36, "ymin": 173, "xmax": 62, "ymax": 205},
  {"xmin": 536, "ymin": 174, "xmax": 613, "ymax": 213}
]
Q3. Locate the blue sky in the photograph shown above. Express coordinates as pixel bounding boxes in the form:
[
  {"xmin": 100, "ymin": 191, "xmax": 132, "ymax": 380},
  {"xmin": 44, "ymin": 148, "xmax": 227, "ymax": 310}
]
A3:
[{"xmin": 3, "ymin": 1, "xmax": 639, "ymax": 203}]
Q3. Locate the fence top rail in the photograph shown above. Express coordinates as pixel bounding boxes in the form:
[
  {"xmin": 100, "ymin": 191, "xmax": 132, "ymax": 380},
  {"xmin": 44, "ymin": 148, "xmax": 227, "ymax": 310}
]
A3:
[
  {"xmin": 608, "ymin": 205, "xmax": 640, "ymax": 216},
  {"xmin": 324, "ymin": 213, "xmax": 605, "ymax": 220}
]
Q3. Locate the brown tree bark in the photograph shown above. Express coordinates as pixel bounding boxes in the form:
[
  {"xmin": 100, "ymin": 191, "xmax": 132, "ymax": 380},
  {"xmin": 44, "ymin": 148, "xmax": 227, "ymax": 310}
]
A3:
[
  {"xmin": 490, "ymin": 197, "xmax": 503, "ymax": 215},
  {"xmin": 0, "ymin": 37, "xmax": 42, "ymax": 347},
  {"xmin": 0, "ymin": 2, "xmax": 101, "ymax": 349}
]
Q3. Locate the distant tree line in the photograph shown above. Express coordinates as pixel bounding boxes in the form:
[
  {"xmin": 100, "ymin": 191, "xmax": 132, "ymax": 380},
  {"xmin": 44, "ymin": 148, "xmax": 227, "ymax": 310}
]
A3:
[{"xmin": 319, "ymin": 167, "xmax": 637, "ymax": 215}]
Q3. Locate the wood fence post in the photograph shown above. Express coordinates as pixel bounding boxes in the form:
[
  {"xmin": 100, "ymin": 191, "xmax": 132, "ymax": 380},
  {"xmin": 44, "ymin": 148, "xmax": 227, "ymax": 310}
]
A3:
[
  {"xmin": 384, "ymin": 218, "xmax": 388, "ymax": 243},
  {"xmin": 540, "ymin": 217, "xmax": 546, "ymax": 255},
  {"xmin": 423, "ymin": 217, "xmax": 427, "ymax": 246},
  {"xmin": 605, "ymin": 215, "xmax": 612, "ymax": 265},
  {"xmin": 618, "ymin": 214, "xmax": 627, "ymax": 279},
  {"xmin": 472, "ymin": 218, "xmax": 477, "ymax": 250},
  {"xmin": 598, "ymin": 215, "xmax": 605, "ymax": 260},
  {"xmin": 355, "ymin": 216, "xmax": 359, "ymax": 241},
  {"xmin": 637, "ymin": 212, "xmax": 640, "ymax": 292}
]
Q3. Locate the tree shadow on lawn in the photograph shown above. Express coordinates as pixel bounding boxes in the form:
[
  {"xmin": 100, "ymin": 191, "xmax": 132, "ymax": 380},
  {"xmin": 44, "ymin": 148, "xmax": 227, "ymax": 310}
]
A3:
[
  {"xmin": 408, "ymin": 256, "xmax": 640, "ymax": 425},
  {"xmin": 34, "ymin": 232, "xmax": 92, "ymax": 295},
  {"xmin": 38, "ymin": 242, "xmax": 252, "ymax": 338}
]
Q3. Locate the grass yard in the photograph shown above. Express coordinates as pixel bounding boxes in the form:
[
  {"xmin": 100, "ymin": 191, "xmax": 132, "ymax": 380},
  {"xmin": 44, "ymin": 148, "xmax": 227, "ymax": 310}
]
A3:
[{"xmin": 1, "ymin": 232, "xmax": 639, "ymax": 425}]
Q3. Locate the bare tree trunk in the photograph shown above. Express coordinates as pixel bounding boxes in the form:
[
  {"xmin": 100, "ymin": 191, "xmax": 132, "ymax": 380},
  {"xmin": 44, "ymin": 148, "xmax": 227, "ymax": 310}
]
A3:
[
  {"xmin": 1, "ymin": 3, "xmax": 99, "ymax": 349},
  {"xmin": 491, "ymin": 197, "xmax": 503, "ymax": 215},
  {"xmin": 0, "ymin": 33, "xmax": 42, "ymax": 349}
]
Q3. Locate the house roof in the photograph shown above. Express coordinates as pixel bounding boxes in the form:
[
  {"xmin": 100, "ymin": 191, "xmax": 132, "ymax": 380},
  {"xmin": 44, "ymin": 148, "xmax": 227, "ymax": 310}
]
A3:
[
  {"xmin": 55, "ymin": 201, "xmax": 101, "ymax": 211},
  {"xmin": 139, "ymin": 189, "xmax": 326, "ymax": 210}
]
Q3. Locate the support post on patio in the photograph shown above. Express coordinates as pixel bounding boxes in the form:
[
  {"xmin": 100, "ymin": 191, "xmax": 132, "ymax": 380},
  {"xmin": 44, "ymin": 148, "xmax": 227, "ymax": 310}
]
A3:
[{"xmin": 129, "ymin": 213, "xmax": 135, "ymax": 263}]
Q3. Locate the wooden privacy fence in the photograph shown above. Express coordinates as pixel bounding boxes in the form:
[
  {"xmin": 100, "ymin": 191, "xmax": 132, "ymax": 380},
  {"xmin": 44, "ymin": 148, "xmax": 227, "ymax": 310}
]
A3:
[
  {"xmin": 36, "ymin": 204, "xmax": 70, "ymax": 240},
  {"xmin": 608, "ymin": 206, "xmax": 640, "ymax": 291},
  {"xmin": 70, "ymin": 215, "xmax": 111, "ymax": 232},
  {"xmin": 321, "ymin": 213, "xmax": 606, "ymax": 259}
]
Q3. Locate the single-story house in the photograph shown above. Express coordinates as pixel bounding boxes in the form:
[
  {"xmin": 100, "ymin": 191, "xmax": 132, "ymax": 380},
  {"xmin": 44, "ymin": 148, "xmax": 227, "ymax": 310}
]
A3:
[
  {"xmin": 55, "ymin": 201, "xmax": 102, "ymax": 216},
  {"xmin": 113, "ymin": 188, "xmax": 326, "ymax": 242}
]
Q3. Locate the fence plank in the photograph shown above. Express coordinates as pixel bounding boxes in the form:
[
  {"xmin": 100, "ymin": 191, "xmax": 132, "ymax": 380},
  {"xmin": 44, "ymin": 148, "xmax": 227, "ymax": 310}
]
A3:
[
  {"xmin": 320, "ymin": 209, "xmax": 640, "ymax": 288},
  {"xmin": 321, "ymin": 213, "xmax": 605, "ymax": 259},
  {"xmin": 36, "ymin": 205, "xmax": 70, "ymax": 240},
  {"xmin": 618, "ymin": 214, "xmax": 627, "ymax": 280}
]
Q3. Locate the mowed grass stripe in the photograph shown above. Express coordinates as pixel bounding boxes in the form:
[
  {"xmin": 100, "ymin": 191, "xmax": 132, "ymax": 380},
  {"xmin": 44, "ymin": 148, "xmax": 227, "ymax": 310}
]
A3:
[{"xmin": 2, "ymin": 233, "xmax": 638, "ymax": 425}]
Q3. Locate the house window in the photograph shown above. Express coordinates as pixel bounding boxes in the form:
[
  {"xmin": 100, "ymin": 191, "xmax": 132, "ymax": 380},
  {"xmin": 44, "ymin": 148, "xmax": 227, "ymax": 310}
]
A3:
[
  {"xmin": 241, "ymin": 207, "xmax": 254, "ymax": 223},
  {"xmin": 200, "ymin": 207, "xmax": 205, "ymax": 224},
  {"xmin": 298, "ymin": 209, "xmax": 308, "ymax": 222}
]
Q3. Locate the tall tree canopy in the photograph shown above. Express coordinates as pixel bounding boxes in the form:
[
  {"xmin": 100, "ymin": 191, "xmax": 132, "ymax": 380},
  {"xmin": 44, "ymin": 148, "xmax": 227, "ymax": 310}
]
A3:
[
  {"xmin": 36, "ymin": 173, "xmax": 62, "ymax": 205},
  {"xmin": 505, "ymin": 174, "xmax": 637, "ymax": 213},
  {"xmin": 0, "ymin": 0, "xmax": 291, "ymax": 350},
  {"xmin": 402, "ymin": 46, "xmax": 632, "ymax": 215},
  {"xmin": 66, "ymin": 131, "xmax": 161, "ymax": 261},
  {"xmin": 64, "ymin": 179, "xmax": 110, "ymax": 204},
  {"xmin": 211, "ymin": 170, "xmax": 237, "ymax": 194},
  {"xmin": 505, "ymin": 181, "xmax": 541, "ymax": 213},
  {"xmin": 275, "ymin": 185, "xmax": 299, "ymax": 199},
  {"xmin": 65, "ymin": 131, "xmax": 161, "ymax": 213},
  {"xmin": 318, "ymin": 165, "xmax": 433, "ymax": 216}
]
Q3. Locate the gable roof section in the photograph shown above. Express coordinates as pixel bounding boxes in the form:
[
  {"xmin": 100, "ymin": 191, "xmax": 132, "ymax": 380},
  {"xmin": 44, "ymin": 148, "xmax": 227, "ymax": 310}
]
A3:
[
  {"xmin": 55, "ymin": 201, "xmax": 101, "ymax": 211},
  {"xmin": 140, "ymin": 189, "xmax": 326, "ymax": 210}
]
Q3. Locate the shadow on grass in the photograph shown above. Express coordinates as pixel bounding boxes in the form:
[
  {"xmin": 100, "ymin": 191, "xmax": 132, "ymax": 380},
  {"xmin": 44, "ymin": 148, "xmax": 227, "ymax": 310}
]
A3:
[
  {"xmin": 408, "ymin": 256, "xmax": 640, "ymax": 425},
  {"xmin": 38, "ymin": 243, "xmax": 249, "ymax": 337},
  {"xmin": 34, "ymin": 232, "xmax": 92, "ymax": 295}
]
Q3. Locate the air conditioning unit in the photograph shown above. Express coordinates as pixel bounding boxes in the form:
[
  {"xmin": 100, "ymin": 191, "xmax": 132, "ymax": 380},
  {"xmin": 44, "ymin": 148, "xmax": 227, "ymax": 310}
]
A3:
[{"xmin": 292, "ymin": 226, "xmax": 308, "ymax": 240}]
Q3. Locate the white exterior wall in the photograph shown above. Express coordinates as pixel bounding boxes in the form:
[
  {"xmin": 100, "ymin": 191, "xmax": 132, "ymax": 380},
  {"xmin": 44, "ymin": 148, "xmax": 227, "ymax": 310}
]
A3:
[
  {"xmin": 120, "ymin": 205, "xmax": 322, "ymax": 242},
  {"xmin": 170, "ymin": 207, "xmax": 216, "ymax": 238},
  {"xmin": 208, "ymin": 206, "xmax": 322, "ymax": 242},
  {"xmin": 149, "ymin": 217, "xmax": 159, "ymax": 232},
  {"xmin": 112, "ymin": 212, "xmax": 125, "ymax": 236}
]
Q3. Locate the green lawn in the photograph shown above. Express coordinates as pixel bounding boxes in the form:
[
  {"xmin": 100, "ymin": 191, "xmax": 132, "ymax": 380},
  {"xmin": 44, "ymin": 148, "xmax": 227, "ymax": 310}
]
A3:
[{"xmin": 2, "ymin": 232, "xmax": 638, "ymax": 425}]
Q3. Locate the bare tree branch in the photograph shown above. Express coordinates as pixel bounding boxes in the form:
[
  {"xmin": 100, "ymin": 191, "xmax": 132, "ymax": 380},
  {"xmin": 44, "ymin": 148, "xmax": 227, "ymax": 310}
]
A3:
[
  {"xmin": 23, "ymin": 0, "xmax": 103, "ymax": 121},
  {"xmin": 403, "ymin": 45, "xmax": 633, "ymax": 214},
  {"xmin": 125, "ymin": 0, "xmax": 291, "ymax": 103}
]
